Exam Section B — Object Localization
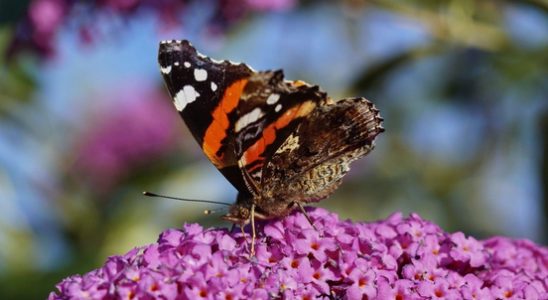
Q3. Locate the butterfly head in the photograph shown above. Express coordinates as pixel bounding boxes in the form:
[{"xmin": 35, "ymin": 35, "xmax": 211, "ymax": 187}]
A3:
[
  {"xmin": 222, "ymin": 200, "xmax": 272, "ymax": 226},
  {"xmin": 222, "ymin": 205, "xmax": 251, "ymax": 225}
]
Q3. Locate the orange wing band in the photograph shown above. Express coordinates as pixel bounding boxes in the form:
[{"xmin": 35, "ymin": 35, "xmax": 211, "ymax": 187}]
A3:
[
  {"xmin": 241, "ymin": 101, "xmax": 316, "ymax": 169},
  {"xmin": 202, "ymin": 79, "xmax": 248, "ymax": 167}
]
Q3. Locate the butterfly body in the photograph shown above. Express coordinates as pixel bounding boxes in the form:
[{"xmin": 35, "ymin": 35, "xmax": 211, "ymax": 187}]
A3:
[{"xmin": 158, "ymin": 40, "xmax": 384, "ymax": 226}]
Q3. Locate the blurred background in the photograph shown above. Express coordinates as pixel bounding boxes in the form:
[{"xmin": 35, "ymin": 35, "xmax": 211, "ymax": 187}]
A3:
[{"xmin": 0, "ymin": 0, "xmax": 546, "ymax": 298}]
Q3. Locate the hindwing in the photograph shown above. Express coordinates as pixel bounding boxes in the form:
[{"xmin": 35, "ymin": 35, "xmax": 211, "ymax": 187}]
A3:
[{"xmin": 262, "ymin": 97, "xmax": 384, "ymax": 202}]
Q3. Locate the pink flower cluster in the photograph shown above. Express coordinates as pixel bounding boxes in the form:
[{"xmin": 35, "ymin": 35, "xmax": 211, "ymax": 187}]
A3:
[{"xmin": 49, "ymin": 208, "xmax": 547, "ymax": 299}]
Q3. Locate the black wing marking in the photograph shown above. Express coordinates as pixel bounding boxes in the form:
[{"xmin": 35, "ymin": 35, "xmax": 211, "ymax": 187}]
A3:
[{"xmin": 158, "ymin": 39, "xmax": 253, "ymax": 146}]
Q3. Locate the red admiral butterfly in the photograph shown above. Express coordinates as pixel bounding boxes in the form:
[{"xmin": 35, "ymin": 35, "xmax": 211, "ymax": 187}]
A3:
[{"xmin": 158, "ymin": 40, "xmax": 384, "ymax": 253}]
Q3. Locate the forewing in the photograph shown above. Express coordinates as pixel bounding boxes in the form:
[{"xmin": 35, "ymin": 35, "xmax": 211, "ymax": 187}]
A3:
[
  {"xmin": 263, "ymin": 97, "xmax": 384, "ymax": 202},
  {"xmin": 158, "ymin": 40, "xmax": 253, "ymax": 192}
]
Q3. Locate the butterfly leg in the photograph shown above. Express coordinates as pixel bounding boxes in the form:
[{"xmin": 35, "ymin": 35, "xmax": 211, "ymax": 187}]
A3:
[
  {"xmin": 238, "ymin": 223, "xmax": 247, "ymax": 243},
  {"xmin": 296, "ymin": 202, "xmax": 318, "ymax": 231},
  {"xmin": 250, "ymin": 203, "xmax": 257, "ymax": 257}
]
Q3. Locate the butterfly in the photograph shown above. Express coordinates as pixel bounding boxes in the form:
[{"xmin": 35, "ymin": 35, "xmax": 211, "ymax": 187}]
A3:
[{"xmin": 157, "ymin": 40, "xmax": 384, "ymax": 254}]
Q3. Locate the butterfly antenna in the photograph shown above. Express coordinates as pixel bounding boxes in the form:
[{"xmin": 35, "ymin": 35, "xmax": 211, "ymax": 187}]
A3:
[
  {"xmin": 203, "ymin": 208, "xmax": 229, "ymax": 215},
  {"xmin": 143, "ymin": 191, "xmax": 231, "ymax": 207}
]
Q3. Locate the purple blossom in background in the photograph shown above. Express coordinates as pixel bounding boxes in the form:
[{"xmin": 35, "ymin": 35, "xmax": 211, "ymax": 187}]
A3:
[
  {"xmin": 49, "ymin": 208, "xmax": 548, "ymax": 299},
  {"xmin": 74, "ymin": 87, "xmax": 179, "ymax": 189},
  {"xmin": 246, "ymin": 0, "xmax": 296, "ymax": 11},
  {"xmin": 27, "ymin": 0, "xmax": 67, "ymax": 52},
  {"xmin": 10, "ymin": 0, "xmax": 298, "ymax": 57}
]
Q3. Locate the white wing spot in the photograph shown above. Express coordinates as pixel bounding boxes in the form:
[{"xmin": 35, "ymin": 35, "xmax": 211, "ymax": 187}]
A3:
[
  {"xmin": 235, "ymin": 108, "xmax": 264, "ymax": 132},
  {"xmin": 276, "ymin": 134, "xmax": 300, "ymax": 153},
  {"xmin": 211, "ymin": 82, "xmax": 218, "ymax": 91},
  {"xmin": 251, "ymin": 170, "xmax": 262, "ymax": 181},
  {"xmin": 184, "ymin": 61, "xmax": 191, "ymax": 68},
  {"xmin": 266, "ymin": 94, "xmax": 280, "ymax": 105},
  {"xmin": 160, "ymin": 65, "xmax": 172, "ymax": 74},
  {"xmin": 173, "ymin": 61, "xmax": 180, "ymax": 66},
  {"xmin": 275, "ymin": 104, "xmax": 282, "ymax": 112},
  {"xmin": 173, "ymin": 85, "xmax": 200, "ymax": 111},
  {"xmin": 194, "ymin": 69, "xmax": 208, "ymax": 82}
]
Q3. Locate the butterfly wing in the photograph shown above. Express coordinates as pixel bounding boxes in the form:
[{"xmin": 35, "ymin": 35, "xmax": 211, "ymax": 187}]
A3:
[
  {"xmin": 158, "ymin": 40, "xmax": 254, "ymax": 192},
  {"xmin": 158, "ymin": 40, "xmax": 327, "ymax": 195},
  {"xmin": 261, "ymin": 97, "xmax": 384, "ymax": 203}
]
